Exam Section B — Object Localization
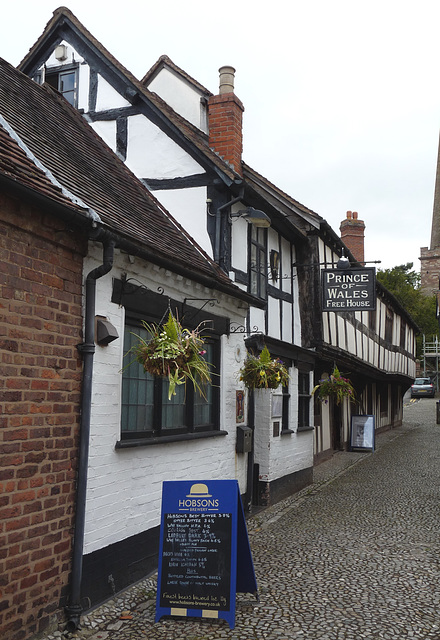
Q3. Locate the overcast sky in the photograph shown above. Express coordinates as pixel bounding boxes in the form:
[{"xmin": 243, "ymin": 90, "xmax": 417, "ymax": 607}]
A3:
[{"xmin": 2, "ymin": 0, "xmax": 440, "ymax": 271}]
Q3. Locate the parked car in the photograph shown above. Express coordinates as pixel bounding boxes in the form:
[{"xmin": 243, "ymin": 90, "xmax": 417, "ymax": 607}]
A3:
[{"xmin": 410, "ymin": 378, "xmax": 435, "ymax": 398}]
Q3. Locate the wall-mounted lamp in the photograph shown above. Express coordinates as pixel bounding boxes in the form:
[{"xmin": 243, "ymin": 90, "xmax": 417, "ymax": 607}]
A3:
[
  {"xmin": 337, "ymin": 255, "xmax": 350, "ymax": 270},
  {"xmin": 54, "ymin": 44, "xmax": 68, "ymax": 62},
  {"xmin": 231, "ymin": 207, "xmax": 271, "ymax": 228}
]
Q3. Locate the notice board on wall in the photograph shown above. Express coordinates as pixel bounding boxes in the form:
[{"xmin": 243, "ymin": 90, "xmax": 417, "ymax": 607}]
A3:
[{"xmin": 155, "ymin": 480, "xmax": 258, "ymax": 629}]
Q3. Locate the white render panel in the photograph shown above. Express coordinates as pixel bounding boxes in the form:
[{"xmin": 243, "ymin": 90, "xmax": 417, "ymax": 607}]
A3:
[
  {"xmin": 337, "ymin": 316, "xmax": 346, "ymax": 351},
  {"xmin": 281, "ymin": 237, "xmax": 292, "ymax": 294},
  {"xmin": 282, "ymin": 300, "xmax": 293, "ymax": 344},
  {"xmin": 346, "ymin": 321, "xmax": 356, "ymax": 356},
  {"xmin": 82, "ymin": 245, "xmax": 250, "ymax": 555},
  {"xmin": 90, "ymin": 120, "xmax": 117, "ymax": 154},
  {"xmin": 231, "ymin": 217, "xmax": 248, "ymax": 273},
  {"xmin": 356, "ymin": 326, "xmax": 363, "ymax": 360},
  {"xmin": 153, "ymin": 187, "xmax": 213, "ymax": 258},
  {"xmin": 292, "ymin": 267, "xmax": 301, "ymax": 346},
  {"xmin": 125, "ymin": 114, "xmax": 203, "ymax": 179},
  {"xmin": 96, "ymin": 74, "xmax": 131, "ymax": 111},
  {"xmin": 148, "ymin": 68, "xmax": 208, "ymax": 132},
  {"xmin": 268, "ymin": 296, "xmax": 281, "ymax": 340},
  {"xmin": 249, "ymin": 305, "xmax": 266, "ymax": 335}
]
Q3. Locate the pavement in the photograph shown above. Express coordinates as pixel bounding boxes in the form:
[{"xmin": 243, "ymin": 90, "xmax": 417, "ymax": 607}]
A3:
[{"xmin": 43, "ymin": 396, "xmax": 440, "ymax": 640}]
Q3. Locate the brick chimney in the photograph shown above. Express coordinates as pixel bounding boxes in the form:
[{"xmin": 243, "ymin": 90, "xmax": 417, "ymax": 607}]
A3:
[
  {"xmin": 340, "ymin": 211, "xmax": 365, "ymax": 264},
  {"xmin": 208, "ymin": 66, "xmax": 244, "ymax": 175}
]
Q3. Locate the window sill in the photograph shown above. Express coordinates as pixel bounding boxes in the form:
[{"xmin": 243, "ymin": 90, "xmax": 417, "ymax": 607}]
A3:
[
  {"xmin": 116, "ymin": 429, "xmax": 228, "ymax": 449},
  {"xmin": 280, "ymin": 429, "xmax": 294, "ymax": 435},
  {"xmin": 297, "ymin": 426, "xmax": 314, "ymax": 432}
]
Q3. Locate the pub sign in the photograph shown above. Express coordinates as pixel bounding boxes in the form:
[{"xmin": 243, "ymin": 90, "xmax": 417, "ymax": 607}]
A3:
[{"xmin": 322, "ymin": 267, "xmax": 376, "ymax": 312}]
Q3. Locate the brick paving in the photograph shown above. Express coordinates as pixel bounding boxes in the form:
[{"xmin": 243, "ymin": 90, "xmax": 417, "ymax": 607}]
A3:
[{"xmin": 43, "ymin": 397, "xmax": 440, "ymax": 640}]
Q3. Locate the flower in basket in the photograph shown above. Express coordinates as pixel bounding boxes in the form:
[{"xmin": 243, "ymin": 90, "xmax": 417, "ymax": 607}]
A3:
[
  {"xmin": 312, "ymin": 365, "xmax": 355, "ymax": 404},
  {"xmin": 128, "ymin": 311, "xmax": 211, "ymax": 400},
  {"xmin": 239, "ymin": 345, "xmax": 289, "ymax": 390}
]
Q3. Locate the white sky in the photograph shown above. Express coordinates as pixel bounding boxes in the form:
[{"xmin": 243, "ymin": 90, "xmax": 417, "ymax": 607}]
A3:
[{"xmin": 2, "ymin": 0, "xmax": 440, "ymax": 271}]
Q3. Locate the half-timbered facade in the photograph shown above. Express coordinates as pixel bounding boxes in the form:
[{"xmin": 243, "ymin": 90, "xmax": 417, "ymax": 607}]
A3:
[
  {"xmin": 19, "ymin": 7, "xmax": 321, "ymax": 510},
  {"xmin": 6, "ymin": 7, "xmax": 419, "ymax": 635}
]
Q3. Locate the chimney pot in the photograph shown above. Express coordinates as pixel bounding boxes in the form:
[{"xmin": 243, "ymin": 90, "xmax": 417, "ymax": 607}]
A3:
[
  {"xmin": 353, "ymin": 211, "xmax": 358, "ymax": 219},
  {"xmin": 346, "ymin": 210, "xmax": 352, "ymax": 219},
  {"xmin": 219, "ymin": 66, "xmax": 236, "ymax": 94}
]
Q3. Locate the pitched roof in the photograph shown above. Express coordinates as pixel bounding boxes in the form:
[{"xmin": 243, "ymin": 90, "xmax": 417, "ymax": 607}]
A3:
[
  {"xmin": 18, "ymin": 7, "xmax": 239, "ymax": 184},
  {"xmin": 0, "ymin": 56, "xmax": 249, "ymax": 296},
  {"xmin": 18, "ymin": 7, "xmax": 327, "ymax": 234},
  {"xmin": 142, "ymin": 55, "xmax": 212, "ymax": 97}
]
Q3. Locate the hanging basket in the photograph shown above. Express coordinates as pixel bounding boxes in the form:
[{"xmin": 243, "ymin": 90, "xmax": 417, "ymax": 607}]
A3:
[
  {"xmin": 239, "ymin": 345, "xmax": 289, "ymax": 390},
  {"xmin": 128, "ymin": 311, "xmax": 211, "ymax": 400},
  {"xmin": 312, "ymin": 365, "xmax": 356, "ymax": 404}
]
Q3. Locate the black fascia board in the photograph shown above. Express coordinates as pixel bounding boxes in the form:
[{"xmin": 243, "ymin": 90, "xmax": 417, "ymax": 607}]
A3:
[
  {"xmin": 241, "ymin": 184, "xmax": 309, "ymax": 243},
  {"xmin": 19, "ymin": 18, "xmax": 235, "ymax": 189}
]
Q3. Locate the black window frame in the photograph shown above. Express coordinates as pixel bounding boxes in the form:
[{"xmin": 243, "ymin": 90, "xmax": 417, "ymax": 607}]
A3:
[
  {"xmin": 297, "ymin": 370, "xmax": 311, "ymax": 431},
  {"xmin": 249, "ymin": 225, "xmax": 267, "ymax": 299},
  {"xmin": 120, "ymin": 315, "xmax": 220, "ymax": 441},
  {"xmin": 44, "ymin": 63, "xmax": 79, "ymax": 107}
]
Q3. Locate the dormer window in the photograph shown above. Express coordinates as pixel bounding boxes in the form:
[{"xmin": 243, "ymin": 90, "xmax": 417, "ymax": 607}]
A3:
[{"xmin": 44, "ymin": 64, "xmax": 78, "ymax": 107}]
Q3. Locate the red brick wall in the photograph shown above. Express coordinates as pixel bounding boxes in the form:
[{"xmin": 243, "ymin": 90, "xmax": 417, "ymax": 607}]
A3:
[
  {"xmin": 0, "ymin": 192, "xmax": 87, "ymax": 640},
  {"xmin": 340, "ymin": 212, "xmax": 365, "ymax": 264},
  {"xmin": 208, "ymin": 93, "xmax": 244, "ymax": 175}
]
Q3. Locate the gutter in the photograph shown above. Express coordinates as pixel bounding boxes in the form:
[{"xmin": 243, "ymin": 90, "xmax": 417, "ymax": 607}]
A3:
[{"xmin": 65, "ymin": 235, "xmax": 115, "ymax": 631}]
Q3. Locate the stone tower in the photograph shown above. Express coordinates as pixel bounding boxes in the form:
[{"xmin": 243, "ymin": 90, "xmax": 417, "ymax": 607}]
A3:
[{"xmin": 420, "ymin": 132, "xmax": 440, "ymax": 295}]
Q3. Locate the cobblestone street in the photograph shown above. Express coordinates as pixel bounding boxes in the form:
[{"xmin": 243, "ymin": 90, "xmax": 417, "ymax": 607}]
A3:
[{"xmin": 45, "ymin": 397, "xmax": 440, "ymax": 640}]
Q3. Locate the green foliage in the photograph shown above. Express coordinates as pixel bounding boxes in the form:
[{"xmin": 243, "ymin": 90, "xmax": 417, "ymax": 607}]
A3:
[
  {"xmin": 128, "ymin": 312, "xmax": 211, "ymax": 400},
  {"xmin": 312, "ymin": 366, "xmax": 356, "ymax": 405},
  {"xmin": 239, "ymin": 345, "xmax": 289, "ymax": 389},
  {"xmin": 376, "ymin": 262, "xmax": 439, "ymax": 356}
]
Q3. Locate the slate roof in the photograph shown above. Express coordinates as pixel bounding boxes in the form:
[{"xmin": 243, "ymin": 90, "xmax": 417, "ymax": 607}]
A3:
[{"xmin": 0, "ymin": 56, "xmax": 249, "ymax": 295}]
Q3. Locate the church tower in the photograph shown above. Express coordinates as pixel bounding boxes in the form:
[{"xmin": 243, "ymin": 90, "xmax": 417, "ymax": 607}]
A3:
[{"xmin": 420, "ymin": 132, "xmax": 440, "ymax": 295}]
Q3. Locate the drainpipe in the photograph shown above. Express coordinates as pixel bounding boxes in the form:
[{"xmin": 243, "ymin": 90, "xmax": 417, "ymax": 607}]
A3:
[{"xmin": 65, "ymin": 238, "xmax": 115, "ymax": 631}]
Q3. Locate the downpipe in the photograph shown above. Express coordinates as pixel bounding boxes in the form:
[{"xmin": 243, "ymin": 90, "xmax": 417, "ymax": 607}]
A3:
[{"xmin": 65, "ymin": 238, "xmax": 115, "ymax": 631}]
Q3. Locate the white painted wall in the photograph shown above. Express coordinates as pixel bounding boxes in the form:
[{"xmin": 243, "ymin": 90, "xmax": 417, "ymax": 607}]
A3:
[
  {"xmin": 96, "ymin": 74, "xmax": 131, "ymax": 111},
  {"xmin": 152, "ymin": 186, "xmax": 213, "ymax": 258},
  {"xmin": 83, "ymin": 244, "xmax": 250, "ymax": 555},
  {"xmin": 253, "ymin": 380, "xmax": 313, "ymax": 485},
  {"xmin": 147, "ymin": 67, "xmax": 208, "ymax": 133},
  {"xmin": 125, "ymin": 114, "xmax": 203, "ymax": 179}
]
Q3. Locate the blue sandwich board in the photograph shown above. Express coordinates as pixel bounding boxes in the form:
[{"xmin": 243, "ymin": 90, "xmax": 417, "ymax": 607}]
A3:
[{"xmin": 155, "ymin": 479, "xmax": 258, "ymax": 629}]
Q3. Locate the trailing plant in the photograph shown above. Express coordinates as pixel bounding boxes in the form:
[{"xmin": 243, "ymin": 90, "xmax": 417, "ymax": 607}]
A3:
[
  {"xmin": 239, "ymin": 345, "xmax": 289, "ymax": 390},
  {"xmin": 312, "ymin": 365, "xmax": 355, "ymax": 404},
  {"xmin": 128, "ymin": 311, "xmax": 211, "ymax": 400}
]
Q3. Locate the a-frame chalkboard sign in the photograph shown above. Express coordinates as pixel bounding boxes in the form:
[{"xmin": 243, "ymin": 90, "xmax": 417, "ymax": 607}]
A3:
[{"xmin": 155, "ymin": 479, "xmax": 258, "ymax": 629}]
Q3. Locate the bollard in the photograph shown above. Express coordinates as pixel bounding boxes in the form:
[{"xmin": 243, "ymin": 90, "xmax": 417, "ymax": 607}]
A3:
[{"xmin": 437, "ymin": 401, "xmax": 440, "ymax": 425}]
